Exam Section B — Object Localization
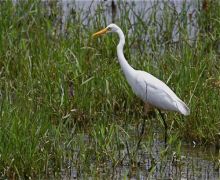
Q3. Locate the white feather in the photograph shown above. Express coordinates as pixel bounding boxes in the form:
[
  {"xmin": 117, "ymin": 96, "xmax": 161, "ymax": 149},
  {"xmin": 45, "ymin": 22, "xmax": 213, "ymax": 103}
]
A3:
[{"xmin": 97, "ymin": 24, "xmax": 190, "ymax": 116}]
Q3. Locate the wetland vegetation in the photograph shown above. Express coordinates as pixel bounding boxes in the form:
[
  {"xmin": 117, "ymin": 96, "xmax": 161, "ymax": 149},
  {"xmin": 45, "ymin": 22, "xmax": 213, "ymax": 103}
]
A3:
[{"xmin": 0, "ymin": 0, "xmax": 219, "ymax": 178}]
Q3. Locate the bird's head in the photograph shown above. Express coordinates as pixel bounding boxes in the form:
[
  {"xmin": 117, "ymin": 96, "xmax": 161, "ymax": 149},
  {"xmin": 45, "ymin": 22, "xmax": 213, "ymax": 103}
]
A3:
[{"xmin": 92, "ymin": 23, "xmax": 119, "ymax": 37}]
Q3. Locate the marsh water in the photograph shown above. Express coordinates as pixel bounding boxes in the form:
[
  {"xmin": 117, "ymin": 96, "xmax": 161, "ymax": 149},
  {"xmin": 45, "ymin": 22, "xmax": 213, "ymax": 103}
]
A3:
[
  {"xmin": 61, "ymin": 132, "xmax": 219, "ymax": 179},
  {"xmin": 39, "ymin": 1, "xmax": 219, "ymax": 179},
  {"xmin": 61, "ymin": 0, "xmax": 198, "ymax": 41}
]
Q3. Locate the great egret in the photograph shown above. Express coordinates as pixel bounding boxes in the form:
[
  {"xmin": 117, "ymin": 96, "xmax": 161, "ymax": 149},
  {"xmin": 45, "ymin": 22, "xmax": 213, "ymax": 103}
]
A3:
[{"xmin": 93, "ymin": 24, "xmax": 190, "ymax": 142}]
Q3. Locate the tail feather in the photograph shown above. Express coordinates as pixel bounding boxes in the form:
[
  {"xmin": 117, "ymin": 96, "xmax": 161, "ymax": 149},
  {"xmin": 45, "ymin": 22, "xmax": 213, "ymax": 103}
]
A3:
[{"xmin": 176, "ymin": 99, "xmax": 190, "ymax": 116}]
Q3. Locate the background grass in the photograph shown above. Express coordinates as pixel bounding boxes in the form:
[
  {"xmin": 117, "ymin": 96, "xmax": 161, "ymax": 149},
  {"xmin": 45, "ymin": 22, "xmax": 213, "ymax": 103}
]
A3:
[{"xmin": 0, "ymin": 0, "xmax": 219, "ymax": 178}]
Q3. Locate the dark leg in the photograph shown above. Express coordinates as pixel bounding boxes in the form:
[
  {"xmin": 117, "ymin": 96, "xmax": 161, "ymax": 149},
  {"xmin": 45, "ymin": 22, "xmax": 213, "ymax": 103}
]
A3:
[
  {"xmin": 158, "ymin": 110, "xmax": 168, "ymax": 145},
  {"xmin": 136, "ymin": 102, "xmax": 156, "ymax": 150},
  {"xmin": 125, "ymin": 140, "xmax": 132, "ymax": 164},
  {"xmin": 136, "ymin": 117, "xmax": 146, "ymax": 150}
]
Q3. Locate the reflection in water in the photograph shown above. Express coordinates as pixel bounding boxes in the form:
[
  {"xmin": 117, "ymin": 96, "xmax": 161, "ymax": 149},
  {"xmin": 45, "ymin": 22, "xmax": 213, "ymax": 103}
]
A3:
[
  {"xmin": 62, "ymin": 133, "xmax": 219, "ymax": 179},
  {"xmin": 60, "ymin": 0, "xmax": 198, "ymax": 43}
]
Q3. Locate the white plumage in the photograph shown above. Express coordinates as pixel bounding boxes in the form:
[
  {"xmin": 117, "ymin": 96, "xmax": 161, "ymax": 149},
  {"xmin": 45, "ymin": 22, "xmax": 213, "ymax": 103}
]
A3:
[{"xmin": 93, "ymin": 23, "xmax": 190, "ymax": 116}]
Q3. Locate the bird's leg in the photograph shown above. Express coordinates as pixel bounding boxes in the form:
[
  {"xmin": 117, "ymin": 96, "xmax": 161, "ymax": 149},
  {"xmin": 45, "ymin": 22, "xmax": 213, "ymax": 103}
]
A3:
[
  {"xmin": 125, "ymin": 140, "xmax": 133, "ymax": 164},
  {"xmin": 144, "ymin": 102, "xmax": 156, "ymax": 118},
  {"xmin": 158, "ymin": 109, "xmax": 168, "ymax": 145},
  {"xmin": 136, "ymin": 103, "xmax": 153, "ymax": 150},
  {"xmin": 143, "ymin": 103, "xmax": 151, "ymax": 116},
  {"xmin": 136, "ymin": 117, "xmax": 146, "ymax": 150}
]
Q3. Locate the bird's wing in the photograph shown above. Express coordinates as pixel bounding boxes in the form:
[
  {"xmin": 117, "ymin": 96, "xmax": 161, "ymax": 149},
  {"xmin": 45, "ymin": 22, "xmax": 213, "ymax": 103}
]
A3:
[{"xmin": 134, "ymin": 71, "xmax": 181, "ymax": 112}]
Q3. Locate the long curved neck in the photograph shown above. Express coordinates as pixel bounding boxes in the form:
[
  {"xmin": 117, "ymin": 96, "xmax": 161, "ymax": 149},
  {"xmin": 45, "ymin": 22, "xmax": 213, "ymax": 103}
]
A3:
[{"xmin": 116, "ymin": 29, "xmax": 135, "ymax": 82}]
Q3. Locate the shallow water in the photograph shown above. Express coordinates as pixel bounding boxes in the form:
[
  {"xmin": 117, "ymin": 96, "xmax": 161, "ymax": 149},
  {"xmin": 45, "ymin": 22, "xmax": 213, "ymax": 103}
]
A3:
[{"xmin": 61, "ymin": 133, "xmax": 219, "ymax": 179}]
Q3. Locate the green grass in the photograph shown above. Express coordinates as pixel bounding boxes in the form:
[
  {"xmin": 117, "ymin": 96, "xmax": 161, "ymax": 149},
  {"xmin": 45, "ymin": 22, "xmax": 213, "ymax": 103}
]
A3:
[{"xmin": 0, "ymin": 0, "xmax": 219, "ymax": 178}]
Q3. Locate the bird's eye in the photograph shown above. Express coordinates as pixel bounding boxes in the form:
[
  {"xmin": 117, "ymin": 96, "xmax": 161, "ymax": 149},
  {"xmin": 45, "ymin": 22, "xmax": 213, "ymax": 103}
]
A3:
[{"xmin": 107, "ymin": 27, "xmax": 111, "ymax": 31}]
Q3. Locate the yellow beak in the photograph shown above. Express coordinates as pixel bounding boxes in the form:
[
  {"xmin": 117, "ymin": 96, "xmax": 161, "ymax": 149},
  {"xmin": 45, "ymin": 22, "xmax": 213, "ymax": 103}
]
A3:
[{"xmin": 92, "ymin": 28, "xmax": 108, "ymax": 37}]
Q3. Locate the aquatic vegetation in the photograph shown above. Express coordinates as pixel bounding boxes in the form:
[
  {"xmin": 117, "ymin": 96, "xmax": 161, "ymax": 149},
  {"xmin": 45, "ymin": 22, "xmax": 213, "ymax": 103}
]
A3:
[{"xmin": 0, "ymin": 0, "xmax": 219, "ymax": 178}]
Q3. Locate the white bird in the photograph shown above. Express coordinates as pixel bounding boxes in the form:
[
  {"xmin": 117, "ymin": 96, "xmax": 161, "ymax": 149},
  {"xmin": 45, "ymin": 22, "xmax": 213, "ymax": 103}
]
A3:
[{"xmin": 92, "ymin": 24, "xmax": 190, "ymax": 117}]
